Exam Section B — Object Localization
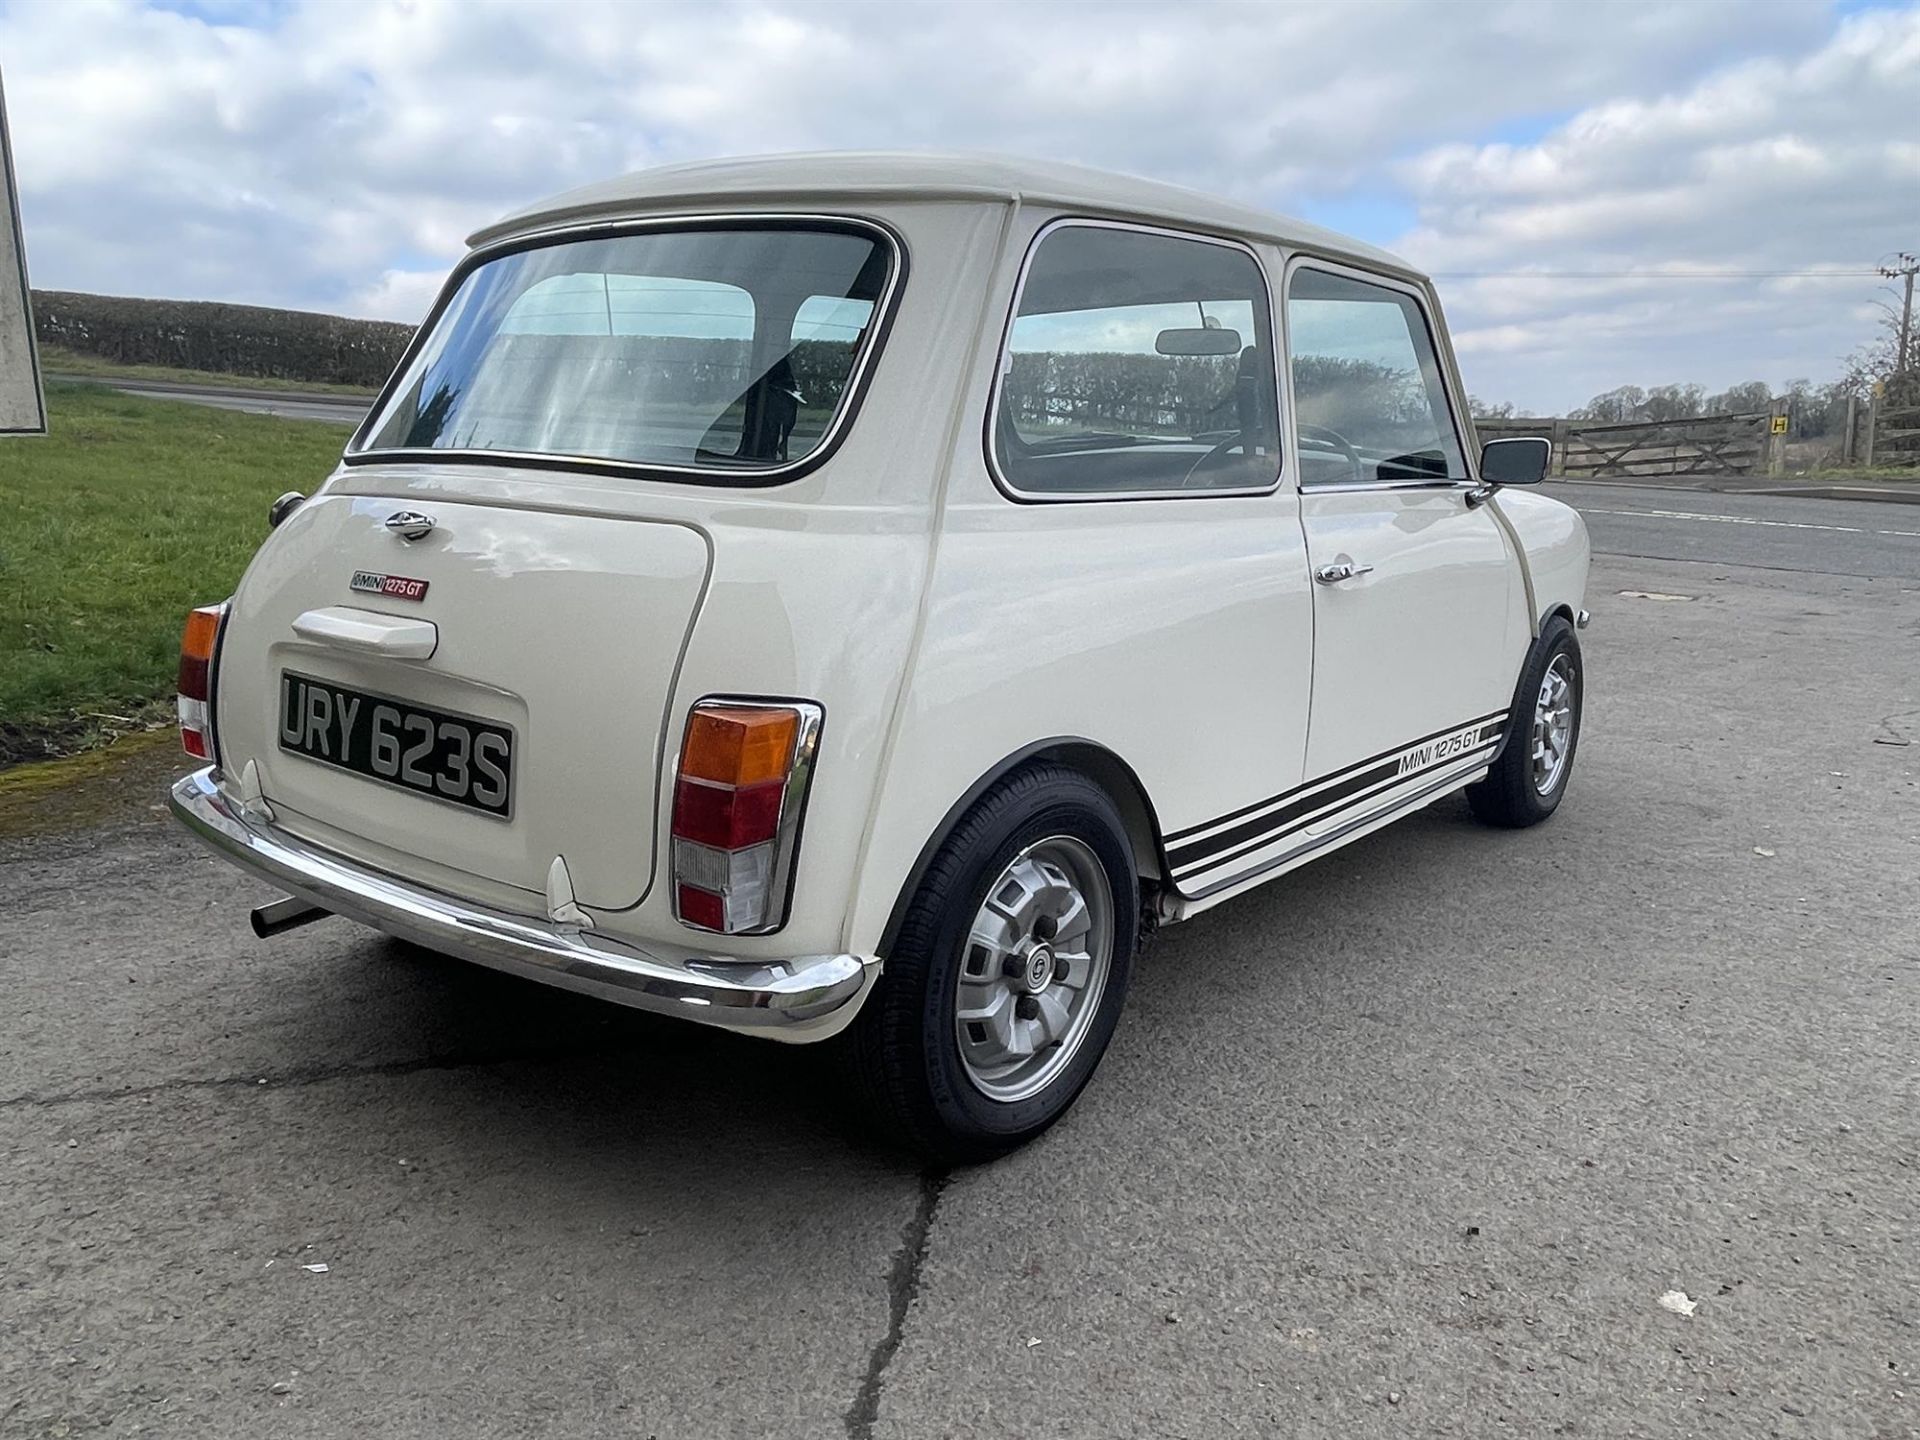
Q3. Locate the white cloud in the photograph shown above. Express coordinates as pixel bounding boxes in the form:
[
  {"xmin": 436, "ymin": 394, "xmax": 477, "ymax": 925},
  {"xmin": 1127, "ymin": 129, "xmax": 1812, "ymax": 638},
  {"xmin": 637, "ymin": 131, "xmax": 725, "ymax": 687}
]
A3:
[
  {"xmin": 345, "ymin": 267, "xmax": 449, "ymax": 324},
  {"xmin": 1399, "ymin": 7, "xmax": 1920, "ymax": 407},
  {"xmin": 4, "ymin": 0, "xmax": 1914, "ymax": 410}
]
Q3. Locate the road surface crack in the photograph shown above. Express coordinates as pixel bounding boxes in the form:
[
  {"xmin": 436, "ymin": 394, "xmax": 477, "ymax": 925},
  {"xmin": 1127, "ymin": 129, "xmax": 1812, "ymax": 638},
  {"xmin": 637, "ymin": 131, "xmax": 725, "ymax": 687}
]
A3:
[
  {"xmin": 846, "ymin": 1168, "xmax": 947, "ymax": 1439},
  {"xmin": 0, "ymin": 1045, "xmax": 610, "ymax": 1111}
]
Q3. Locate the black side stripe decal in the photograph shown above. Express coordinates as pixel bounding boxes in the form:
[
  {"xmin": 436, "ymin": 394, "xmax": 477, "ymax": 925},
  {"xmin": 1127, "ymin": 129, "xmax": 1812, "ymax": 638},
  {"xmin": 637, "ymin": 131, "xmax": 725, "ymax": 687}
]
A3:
[
  {"xmin": 1165, "ymin": 707, "xmax": 1509, "ymax": 846},
  {"xmin": 1166, "ymin": 710, "xmax": 1509, "ymax": 871},
  {"xmin": 1172, "ymin": 734, "xmax": 1502, "ymax": 880}
]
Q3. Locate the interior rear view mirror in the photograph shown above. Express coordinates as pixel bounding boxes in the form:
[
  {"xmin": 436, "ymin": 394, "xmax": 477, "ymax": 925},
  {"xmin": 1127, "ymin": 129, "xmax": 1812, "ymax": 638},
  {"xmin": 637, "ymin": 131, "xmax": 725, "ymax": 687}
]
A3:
[
  {"xmin": 1480, "ymin": 436, "xmax": 1550, "ymax": 485},
  {"xmin": 1155, "ymin": 326, "xmax": 1242, "ymax": 357}
]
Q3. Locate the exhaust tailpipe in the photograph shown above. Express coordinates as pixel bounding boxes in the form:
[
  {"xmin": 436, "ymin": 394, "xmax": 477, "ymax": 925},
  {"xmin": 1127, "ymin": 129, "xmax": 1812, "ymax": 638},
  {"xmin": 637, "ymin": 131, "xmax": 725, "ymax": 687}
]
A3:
[{"xmin": 251, "ymin": 895, "xmax": 330, "ymax": 939}]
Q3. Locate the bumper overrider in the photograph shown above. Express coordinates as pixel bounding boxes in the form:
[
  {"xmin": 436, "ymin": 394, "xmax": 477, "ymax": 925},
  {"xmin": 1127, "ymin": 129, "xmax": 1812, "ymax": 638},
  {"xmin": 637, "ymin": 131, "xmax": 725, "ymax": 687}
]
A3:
[{"xmin": 168, "ymin": 767, "xmax": 878, "ymax": 1036}]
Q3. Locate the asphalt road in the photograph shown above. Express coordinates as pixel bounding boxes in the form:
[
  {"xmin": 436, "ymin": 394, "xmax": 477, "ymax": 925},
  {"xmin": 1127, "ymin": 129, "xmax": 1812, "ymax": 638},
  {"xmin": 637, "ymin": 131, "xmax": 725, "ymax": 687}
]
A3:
[
  {"xmin": 4, "ymin": 496, "xmax": 1918, "ymax": 1438},
  {"xmin": 1546, "ymin": 481, "xmax": 1920, "ymax": 581},
  {"xmin": 103, "ymin": 382, "xmax": 368, "ymax": 427}
]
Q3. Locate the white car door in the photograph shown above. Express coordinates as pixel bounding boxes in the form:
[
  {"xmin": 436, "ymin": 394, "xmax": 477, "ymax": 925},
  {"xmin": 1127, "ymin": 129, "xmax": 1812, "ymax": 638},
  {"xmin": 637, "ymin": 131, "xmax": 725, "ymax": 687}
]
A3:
[{"xmin": 1286, "ymin": 261, "xmax": 1520, "ymax": 813}]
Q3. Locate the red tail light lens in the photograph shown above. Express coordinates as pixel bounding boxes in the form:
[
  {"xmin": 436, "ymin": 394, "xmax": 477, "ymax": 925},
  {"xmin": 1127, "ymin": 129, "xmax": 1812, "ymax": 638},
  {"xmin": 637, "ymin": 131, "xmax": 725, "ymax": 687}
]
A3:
[
  {"xmin": 670, "ymin": 701, "xmax": 821, "ymax": 935},
  {"xmin": 671, "ymin": 776, "xmax": 785, "ymax": 850},
  {"xmin": 674, "ymin": 883, "xmax": 727, "ymax": 933},
  {"xmin": 177, "ymin": 603, "xmax": 227, "ymax": 760}
]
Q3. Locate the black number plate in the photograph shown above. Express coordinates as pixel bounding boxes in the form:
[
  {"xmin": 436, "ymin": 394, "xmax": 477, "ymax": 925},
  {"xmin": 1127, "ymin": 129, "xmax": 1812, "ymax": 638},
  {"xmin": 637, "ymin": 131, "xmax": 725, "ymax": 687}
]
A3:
[{"xmin": 278, "ymin": 671, "xmax": 513, "ymax": 818}]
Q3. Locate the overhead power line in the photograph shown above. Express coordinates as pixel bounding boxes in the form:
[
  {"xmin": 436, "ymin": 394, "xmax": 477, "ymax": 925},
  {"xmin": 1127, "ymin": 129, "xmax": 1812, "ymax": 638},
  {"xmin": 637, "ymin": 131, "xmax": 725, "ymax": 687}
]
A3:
[{"xmin": 1428, "ymin": 269, "xmax": 1882, "ymax": 279}]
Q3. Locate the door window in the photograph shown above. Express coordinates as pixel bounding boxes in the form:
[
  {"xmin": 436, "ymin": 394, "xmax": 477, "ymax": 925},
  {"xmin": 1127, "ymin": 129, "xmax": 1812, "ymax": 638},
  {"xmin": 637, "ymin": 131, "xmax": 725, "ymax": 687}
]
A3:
[
  {"xmin": 993, "ymin": 224, "xmax": 1280, "ymax": 496},
  {"xmin": 1286, "ymin": 268, "xmax": 1466, "ymax": 486}
]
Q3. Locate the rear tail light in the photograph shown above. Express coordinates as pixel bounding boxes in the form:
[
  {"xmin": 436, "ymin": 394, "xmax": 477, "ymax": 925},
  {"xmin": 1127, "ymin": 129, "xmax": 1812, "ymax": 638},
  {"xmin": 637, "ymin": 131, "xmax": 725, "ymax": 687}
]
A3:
[
  {"xmin": 671, "ymin": 700, "xmax": 821, "ymax": 935},
  {"xmin": 177, "ymin": 603, "xmax": 228, "ymax": 760}
]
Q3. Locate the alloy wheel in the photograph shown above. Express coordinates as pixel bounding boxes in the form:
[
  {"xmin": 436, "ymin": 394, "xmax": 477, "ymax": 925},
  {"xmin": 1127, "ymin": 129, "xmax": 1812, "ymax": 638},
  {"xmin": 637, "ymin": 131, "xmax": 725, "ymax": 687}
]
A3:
[
  {"xmin": 953, "ymin": 835, "xmax": 1114, "ymax": 1103},
  {"xmin": 1531, "ymin": 654, "xmax": 1576, "ymax": 796}
]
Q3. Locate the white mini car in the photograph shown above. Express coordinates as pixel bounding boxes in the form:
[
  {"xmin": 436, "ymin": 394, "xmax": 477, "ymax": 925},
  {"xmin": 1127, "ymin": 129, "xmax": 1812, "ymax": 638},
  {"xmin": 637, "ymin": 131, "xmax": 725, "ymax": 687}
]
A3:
[{"xmin": 171, "ymin": 153, "xmax": 1589, "ymax": 1161}]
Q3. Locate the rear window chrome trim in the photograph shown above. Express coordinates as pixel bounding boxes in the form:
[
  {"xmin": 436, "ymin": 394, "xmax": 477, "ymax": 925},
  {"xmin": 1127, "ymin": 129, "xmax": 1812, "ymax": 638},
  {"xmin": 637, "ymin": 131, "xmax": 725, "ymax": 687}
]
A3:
[
  {"xmin": 342, "ymin": 212, "xmax": 908, "ymax": 489},
  {"xmin": 983, "ymin": 216, "xmax": 1286, "ymax": 506}
]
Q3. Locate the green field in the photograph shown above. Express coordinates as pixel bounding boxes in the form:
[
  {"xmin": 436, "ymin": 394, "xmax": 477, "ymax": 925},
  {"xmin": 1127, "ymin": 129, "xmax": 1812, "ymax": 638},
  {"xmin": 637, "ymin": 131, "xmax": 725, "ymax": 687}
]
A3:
[{"xmin": 0, "ymin": 382, "xmax": 348, "ymax": 765}]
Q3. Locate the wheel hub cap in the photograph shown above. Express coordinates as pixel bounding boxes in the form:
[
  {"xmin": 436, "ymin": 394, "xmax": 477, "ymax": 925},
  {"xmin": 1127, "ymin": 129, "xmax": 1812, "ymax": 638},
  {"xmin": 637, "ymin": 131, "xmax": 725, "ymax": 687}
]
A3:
[
  {"xmin": 954, "ymin": 835, "xmax": 1114, "ymax": 1104},
  {"xmin": 1531, "ymin": 655, "xmax": 1576, "ymax": 796},
  {"xmin": 1020, "ymin": 944, "xmax": 1056, "ymax": 994}
]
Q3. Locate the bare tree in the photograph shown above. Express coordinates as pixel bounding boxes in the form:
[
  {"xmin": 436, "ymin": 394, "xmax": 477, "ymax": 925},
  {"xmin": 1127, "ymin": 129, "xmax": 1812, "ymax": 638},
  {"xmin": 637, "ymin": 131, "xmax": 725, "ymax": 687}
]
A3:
[
  {"xmin": 1570, "ymin": 385, "xmax": 1646, "ymax": 422},
  {"xmin": 1704, "ymin": 380, "xmax": 1771, "ymax": 414},
  {"xmin": 1840, "ymin": 326, "xmax": 1905, "ymax": 400},
  {"xmin": 1643, "ymin": 384, "xmax": 1705, "ymax": 422},
  {"xmin": 1839, "ymin": 279, "xmax": 1920, "ymax": 404}
]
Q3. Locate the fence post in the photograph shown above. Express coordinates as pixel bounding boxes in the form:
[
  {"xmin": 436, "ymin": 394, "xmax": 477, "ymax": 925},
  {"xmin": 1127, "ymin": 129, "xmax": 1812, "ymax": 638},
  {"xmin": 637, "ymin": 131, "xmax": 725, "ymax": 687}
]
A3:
[
  {"xmin": 1550, "ymin": 418, "xmax": 1569, "ymax": 477},
  {"xmin": 1863, "ymin": 397, "xmax": 1877, "ymax": 468},
  {"xmin": 1765, "ymin": 397, "xmax": 1790, "ymax": 477},
  {"xmin": 1843, "ymin": 394, "xmax": 1858, "ymax": 466}
]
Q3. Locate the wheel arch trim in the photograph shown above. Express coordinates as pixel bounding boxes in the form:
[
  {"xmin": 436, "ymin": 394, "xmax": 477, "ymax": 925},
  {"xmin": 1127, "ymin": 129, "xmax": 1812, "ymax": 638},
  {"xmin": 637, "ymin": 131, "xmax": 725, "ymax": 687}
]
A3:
[
  {"xmin": 1486, "ymin": 609, "xmax": 1581, "ymax": 770},
  {"xmin": 875, "ymin": 737, "xmax": 1169, "ymax": 960}
]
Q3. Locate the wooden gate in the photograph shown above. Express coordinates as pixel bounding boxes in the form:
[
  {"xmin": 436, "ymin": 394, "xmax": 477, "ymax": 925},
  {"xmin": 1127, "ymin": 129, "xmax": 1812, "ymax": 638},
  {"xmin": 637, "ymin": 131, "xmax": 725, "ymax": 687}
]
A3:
[
  {"xmin": 1478, "ymin": 413, "xmax": 1770, "ymax": 477},
  {"xmin": 1864, "ymin": 400, "xmax": 1920, "ymax": 468}
]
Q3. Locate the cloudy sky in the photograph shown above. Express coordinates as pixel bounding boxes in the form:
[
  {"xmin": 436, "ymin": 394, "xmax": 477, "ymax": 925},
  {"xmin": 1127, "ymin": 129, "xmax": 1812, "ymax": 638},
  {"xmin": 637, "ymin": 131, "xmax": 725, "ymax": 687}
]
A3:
[{"xmin": 5, "ymin": 0, "xmax": 1917, "ymax": 412}]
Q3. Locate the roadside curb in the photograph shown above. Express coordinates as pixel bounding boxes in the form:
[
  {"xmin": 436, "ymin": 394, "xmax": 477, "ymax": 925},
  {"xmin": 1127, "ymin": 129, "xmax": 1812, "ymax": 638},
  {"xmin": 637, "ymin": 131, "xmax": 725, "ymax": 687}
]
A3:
[
  {"xmin": 1547, "ymin": 475, "xmax": 1920, "ymax": 506},
  {"xmin": 1748, "ymin": 484, "xmax": 1920, "ymax": 507}
]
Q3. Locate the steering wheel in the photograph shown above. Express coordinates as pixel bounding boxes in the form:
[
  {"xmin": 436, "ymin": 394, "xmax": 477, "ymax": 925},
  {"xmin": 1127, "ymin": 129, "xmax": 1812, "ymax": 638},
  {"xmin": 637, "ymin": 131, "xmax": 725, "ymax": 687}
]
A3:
[
  {"xmin": 1298, "ymin": 424, "xmax": 1365, "ymax": 485},
  {"xmin": 1179, "ymin": 431, "xmax": 1250, "ymax": 487}
]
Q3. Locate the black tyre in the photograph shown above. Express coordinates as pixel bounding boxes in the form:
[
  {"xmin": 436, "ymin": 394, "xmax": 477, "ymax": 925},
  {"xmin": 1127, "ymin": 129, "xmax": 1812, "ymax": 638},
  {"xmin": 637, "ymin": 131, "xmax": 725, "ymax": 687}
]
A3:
[
  {"xmin": 1468, "ymin": 614, "xmax": 1583, "ymax": 829},
  {"xmin": 843, "ymin": 763, "xmax": 1139, "ymax": 1164}
]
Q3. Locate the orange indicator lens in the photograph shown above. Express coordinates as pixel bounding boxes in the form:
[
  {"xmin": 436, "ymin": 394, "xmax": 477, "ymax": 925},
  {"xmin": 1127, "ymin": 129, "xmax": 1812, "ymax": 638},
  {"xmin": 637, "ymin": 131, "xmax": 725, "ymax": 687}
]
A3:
[
  {"xmin": 680, "ymin": 705, "xmax": 800, "ymax": 787},
  {"xmin": 177, "ymin": 605, "xmax": 224, "ymax": 699}
]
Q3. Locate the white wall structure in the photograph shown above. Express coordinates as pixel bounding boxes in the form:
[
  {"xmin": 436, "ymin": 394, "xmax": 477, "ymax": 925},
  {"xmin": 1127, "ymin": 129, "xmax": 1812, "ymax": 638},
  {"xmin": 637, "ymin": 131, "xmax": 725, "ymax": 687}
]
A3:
[{"xmin": 0, "ymin": 70, "xmax": 44, "ymax": 436}]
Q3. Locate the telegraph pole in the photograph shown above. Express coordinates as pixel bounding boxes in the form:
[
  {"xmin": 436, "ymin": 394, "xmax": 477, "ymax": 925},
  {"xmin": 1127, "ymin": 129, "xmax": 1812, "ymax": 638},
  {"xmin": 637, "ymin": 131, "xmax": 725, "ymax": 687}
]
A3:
[
  {"xmin": 0, "ymin": 66, "xmax": 47, "ymax": 435},
  {"xmin": 1881, "ymin": 251, "xmax": 1919, "ymax": 375}
]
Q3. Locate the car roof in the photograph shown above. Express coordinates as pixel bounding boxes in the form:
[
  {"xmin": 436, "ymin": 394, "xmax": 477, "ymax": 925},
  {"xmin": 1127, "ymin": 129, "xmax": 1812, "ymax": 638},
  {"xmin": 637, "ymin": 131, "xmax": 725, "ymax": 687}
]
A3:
[{"xmin": 469, "ymin": 150, "xmax": 1418, "ymax": 278}]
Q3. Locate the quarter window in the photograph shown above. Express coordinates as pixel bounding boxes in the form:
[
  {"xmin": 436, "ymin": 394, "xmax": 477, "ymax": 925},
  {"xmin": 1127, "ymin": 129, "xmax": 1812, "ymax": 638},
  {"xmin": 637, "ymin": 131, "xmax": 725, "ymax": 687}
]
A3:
[
  {"xmin": 788, "ymin": 294, "xmax": 876, "ymax": 457},
  {"xmin": 993, "ymin": 225, "xmax": 1280, "ymax": 496},
  {"xmin": 1285, "ymin": 268, "xmax": 1466, "ymax": 486}
]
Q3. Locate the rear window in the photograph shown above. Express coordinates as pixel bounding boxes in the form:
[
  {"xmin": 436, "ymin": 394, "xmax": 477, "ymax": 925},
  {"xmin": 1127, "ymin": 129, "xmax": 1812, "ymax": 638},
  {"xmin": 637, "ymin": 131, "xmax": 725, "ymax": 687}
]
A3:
[{"xmin": 354, "ymin": 222, "xmax": 896, "ymax": 477}]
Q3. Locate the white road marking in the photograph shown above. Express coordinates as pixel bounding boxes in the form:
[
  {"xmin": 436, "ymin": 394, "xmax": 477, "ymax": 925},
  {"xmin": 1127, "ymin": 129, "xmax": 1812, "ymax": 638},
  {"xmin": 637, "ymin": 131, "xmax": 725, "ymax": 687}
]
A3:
[{"xmin": 1578, "ymin": 505, "xmax": 1920, "ymax": 539}]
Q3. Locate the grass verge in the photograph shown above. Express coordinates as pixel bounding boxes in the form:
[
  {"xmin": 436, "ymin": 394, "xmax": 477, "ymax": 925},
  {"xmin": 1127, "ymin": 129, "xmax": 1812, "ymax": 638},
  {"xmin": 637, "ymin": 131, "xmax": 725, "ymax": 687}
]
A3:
[
  {"xmin": 1799, "ymin": 467, "xmax": 1920, "ymax": 483},
  {"xmin": 0, "ymin": 729, "xmax": 187, "ymax": 839},
  {"xmin": 0, "ymin": 381, "xmax": 348, "ymax": 766},
  {"xmin": 38, "ymin": 344, "xmax": 380, "ymax": 397}
]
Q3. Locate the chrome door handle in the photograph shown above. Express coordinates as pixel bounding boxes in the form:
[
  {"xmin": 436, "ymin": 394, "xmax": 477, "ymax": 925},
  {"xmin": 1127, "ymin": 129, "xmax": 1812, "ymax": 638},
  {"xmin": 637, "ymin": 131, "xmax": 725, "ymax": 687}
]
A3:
[{"xmin": 1314, "ymin": 561, "xmax": 1374, "ymax": 584}]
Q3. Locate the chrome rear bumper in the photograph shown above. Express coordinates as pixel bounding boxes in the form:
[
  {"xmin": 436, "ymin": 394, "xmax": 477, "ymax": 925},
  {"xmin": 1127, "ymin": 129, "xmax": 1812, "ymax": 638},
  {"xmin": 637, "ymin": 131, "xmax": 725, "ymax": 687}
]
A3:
[{"xmin": 168, "ymin": 767, "xmax": 876, "ymax": 1036}]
